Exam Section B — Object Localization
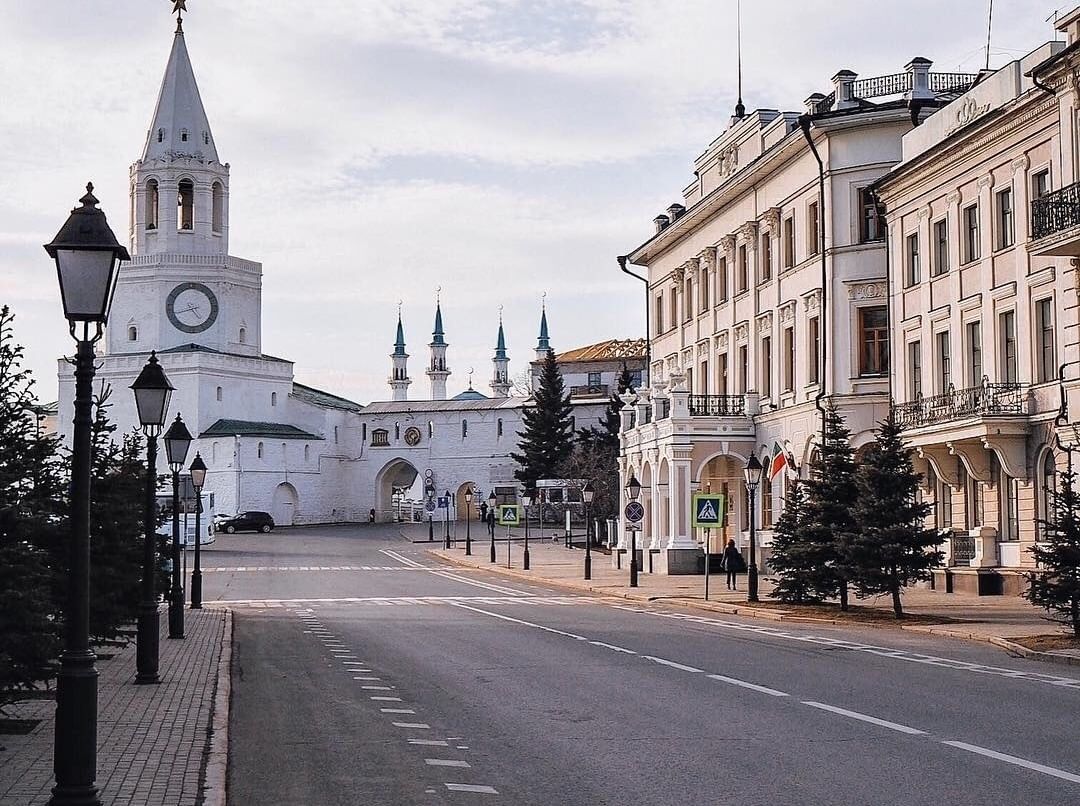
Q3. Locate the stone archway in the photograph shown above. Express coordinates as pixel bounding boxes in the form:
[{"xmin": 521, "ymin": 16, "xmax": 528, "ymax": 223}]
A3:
[
  {"xmin": 272, "ymin": 482, "xmax": 299, "ymax": 526},
  {"xmin": 375, "ymin": 458, "xmax": 420, "ymax": 522}
]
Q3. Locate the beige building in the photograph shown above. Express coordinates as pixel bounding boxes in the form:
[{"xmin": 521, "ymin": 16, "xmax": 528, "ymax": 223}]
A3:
[
  {"xmin": 876, "ymin": 11, "xmax": 1080, "ymax": 594},
  {"xmin": 618, "ymin": 59, "xmax": 977, "ymax": 573}
]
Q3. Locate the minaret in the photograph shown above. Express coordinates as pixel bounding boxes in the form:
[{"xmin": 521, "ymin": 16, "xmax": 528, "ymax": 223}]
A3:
[
  {"xmin": 426, "ymin": 296, "xmax": 450, "ymax": 400},
  {"xmin": 389, "ymin": 309, "xmax": 411, "ymax": 401},
  {"xmin": 532, "ymin": 300, "xmax": 552, "ymax": 392},
  {"xmin": 490, "ymin": 312, "xmax": 511, "ymax": 398}
]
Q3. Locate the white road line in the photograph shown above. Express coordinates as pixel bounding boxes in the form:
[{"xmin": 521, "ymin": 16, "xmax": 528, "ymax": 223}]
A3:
[
  {"xmin": 942, "ymin": 741, "xmax": 1080, "ymax": 784},
  {"xmin": 802, "ymin": 702, "xmax": 926, "ymax": 735},
  {"xmin": 707, "ymin": 674, "xmax": 789, "ymax": 697},
  {"xmin": 353, "ymin": 676, "xmax": 381, "ymax": 680},
  {"xmin": 361, "ymin": 685, "xmax": 394, "ymax": 690},
  {"xmin": 430, "ymin": 569, "xmax": 532, "ymax": 596},
  {"xmin": 589, "ymin": 641, "xmax": 637, "ymax": 654},
  {"xmin": 448, "ymin": 602, "xmax": 588, "ymax": 640},
  {"xmin": 643, "ymin": 656, "xmax": 703, "ymax": 673},
  {"xmin": 426, "ymin": 759, "xmax": 471, "ymax": 768},
  {"xmin": 370, "ymin": 696, "xmax": 402, "ymax": 701},
  {"xmin": 392, "ymin": 722, "xmax": 430, "ymax": 729},
  {"xmin": 380, "ymin": 549, "xmax": 426, "ymax": 568},
  {"xmin": 381, "ymin": 708, "xmax": 416, "ymax": 714},
  {"xmin": 445, "ymin": 784, "xmax": 498, "ymax": 794},
  {"xmin": 408, "ymin": 739, "xmax": 449, "ymax": 746}
]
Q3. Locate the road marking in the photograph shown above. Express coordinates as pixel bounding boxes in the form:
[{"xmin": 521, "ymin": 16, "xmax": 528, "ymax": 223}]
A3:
[
  {"xmin": 589, "ymin": 641, "xmax": 636, "ymax": 654},
  {"xmin": 370, "ymin": 696, "xmax": 402, "ymax": 701},
  {"xmin": 353, "ymin": 676, "xmax": 381, "ymax": 680},
  {"xmin": 802, "ymin": 702, "xmax": 926, "ymax": 735},
  {"xmin": 392, "ymin": 722, "xmax": 430, "ymax": 729},
  {"xmin": 408, "ymin": 739, "xmax": 449, "ymax": 746},
  {"xmin": 941, "ymin": 741, "xmax": 1080, "ymax": 784},
  {"xmin": 447, "ymin": 602, "xmax": 588, "ymax": 640},
  {"xmin": 380, "ymin": 549, "xmax": 427, "ymax": 568},
  {"xmin": 426, "ymin": 759, "xmax": 471, "ymax": 768},
  {"xmin": 643, "ymin": 656, "xmax": 703, "ymax": 673},
  {"xmin": 361, "ymin": 685, "xmax": 393, "ymax": 690},
  {"xmin": 707, "ymin": 674, "xmax": 789, "ymax": 697},
  {"xmin": 445, "ymin": 784, "xmax": 498, "ymax": 794},
  {"xmin": 430, "ymin": 570, "xmax": 531, "ymax": 597},
  {"xmin": 381, "ymin": 708, "xmax": 416, "ymax": 714}
]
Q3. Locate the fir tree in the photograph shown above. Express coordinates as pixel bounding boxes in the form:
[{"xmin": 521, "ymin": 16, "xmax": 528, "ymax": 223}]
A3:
[
  {"xmin": 850, "ymin": 413, "xmax": 942, "ymax": 618},
  {"xmin": 512, "ymin": 350, "xmax": 574, "ymax": 488},
  {"xmin": 1028, "ymin": 462, "xmax": 1080, "ymax": 637},
  {"xmin": 769, "ymin": 478, "xmax": 812, "ymax": 603}
]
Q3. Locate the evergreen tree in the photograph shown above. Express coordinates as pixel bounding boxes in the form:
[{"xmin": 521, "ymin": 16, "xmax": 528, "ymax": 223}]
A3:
[
  {"xmin": 512, "ymin": 350, "xmax": 574, "ymax": 488},
  {"xmin": 1028, "ymin": 462, "xmax": 1080, "ymax": 637},
  {"xmin": 850, "ymin": 413, "xmax": 942, "ymax": 618},
  {"xmin": 769, "ymin": 478, "xmax": 812, "ymax": 603}
]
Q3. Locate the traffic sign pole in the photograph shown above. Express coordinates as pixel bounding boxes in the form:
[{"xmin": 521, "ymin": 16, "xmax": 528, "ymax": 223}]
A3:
[{"xmin": 704, "ymin": 527, "xmax": 710, "ymax": 601}]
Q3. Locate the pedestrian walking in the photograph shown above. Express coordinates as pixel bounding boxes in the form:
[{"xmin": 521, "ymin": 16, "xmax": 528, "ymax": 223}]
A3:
[
  {"xmin": 479, "ymin": 501, "xmax": 489, "ymax": 524},
  {"xmin": 722, "ymin": 538, "xmax": 745, "ymax": 590}
]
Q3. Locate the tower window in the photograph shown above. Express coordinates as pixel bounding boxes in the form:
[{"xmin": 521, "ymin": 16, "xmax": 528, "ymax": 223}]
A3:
[
  {"xmin": 239, "ymin": 327, "xmax": 246, "ymax": 344},
  {"xmin": 128, "ymin": 326, "xmax": 138, "ymax": 342},
  {"xmin": 177, "ymin": 179, "xmax": 194, "ymax": 231},
  {"xmin": 203, "ymin": 131, "xmax": 210, "ymax": 145},
  {"xmin": 212, "ymin": 182, "xmax": 224, "ymax": 233},
  {"xmin": 146, "ymin": 179, "xmax": 159, "ymax": 230},
  {"xmin": 304, "ymin": 444, "xmax": 309, "ymax": 461},
  {"xmin": 497, "ymin": 418, "xmax": 503, "ymax": 438},
  {"xmin": 157, "ymin": 128, "xmax": 164, "ymax": 143},
  {"xmin": 271, "ymin": 392, "xmax": 277, "ymax": 407},
  {"xmin": 428, "ymin": 421, "xmax": 434, "ymax": 438},
  {"xmin": 216, "ymin": 386, "xmax": 223, "ymax": 402},
  {"xmin": 257, "ymin": 442, "xmax": 264, "ymax": 459},
  {"xmin": 394, "ymin": 423, "xmax": 400, "ymax": 441},
  {"xmin": 462, "ymin": 419, "xmax": 468, "ymax": 439},
  {"xmin": 180, "ymin": 128, "xmax": 189, "ymax": 143}
]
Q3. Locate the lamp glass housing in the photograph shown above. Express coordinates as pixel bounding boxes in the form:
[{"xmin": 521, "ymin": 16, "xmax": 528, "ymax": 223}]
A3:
[
  {"xmin": 583, "ymin": 481, "xmax": 595, "ymax": 504},
  {"xmin": 743, "ymin": 454, "xmax": 763, "ymax": 487},
  {"xmin": 625, "ymin": 474, "xmax": 641, "ymax": 501},
  {"xmin": 464, "ymin": 487, "xmax": 473, "ymax": 504},
  {"xmin": 189, "ymin": 454, "xmax": 207, "ymax": 490},
  {"xmin": 130, "ymin": 352, "xmax": 174, "ymax": 432},
  {"xmin": 54, "ymin": 249, "xmax": 119, "ymax": 322},
  {"xmin": 163, "ymin": 415, "xmax": 193, "ymax": 471}
]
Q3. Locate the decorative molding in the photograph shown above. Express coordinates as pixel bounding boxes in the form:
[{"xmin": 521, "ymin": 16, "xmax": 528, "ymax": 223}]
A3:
[
  {"xmin": 685, "ymin": 256, "xmax": 700, "ymax": 274},
  {"xmin": 990, "ymin": 281, "xmax": 1017, "ymax": 302},
  {"xmin": 917, "ymin": 205, "xmax": 932, "ymax": 221},
  {"xmin": 1028, "ymin": 264, "xmax": 1056, "ymax": 289},
  {"xmin": 847, "ymin": 281, "xmax": 886, "ymax": 300},
  {"xmin": 738, "ymin": 221, "xmax": 759, "ymax": 243},
  {"xmin": 756, "ymin": 312, "xmax": 773, "ymax": 336},
  {"xmin": 803, "ymin": 288, "xmax": 821, "ymax": 312},
  {"xmin": 957, "ymin": 292, "xmax": 983, "ymax": 313},
  {"xmin": 719, "ymin": 144, "xmax": 739, "ymax": 178},
  {"xmin": 927, "ymin": 303, "xmax": 951, "ymax": 324},
  {"xmin": 696, "ymin": 341, "xmax": 709, "ymax": 358},
  {"xmin": 719, "ymin": 234, "xmax": 737, "ymax": 258},
  {"xmin": 945, "ymin": 191, "xmax": 962, "ymax": 207},
  {"xmin": 944, "ymin": 94, "xmax": 991, "ymax": 137},
  {"xmin": 681, "ymin": 348, "xmax": 694, "ymax": 364},
  {"xmin": 762, "ymin": 206, "xmax": 782, "ymax": 232},
  {"xmin": 715, "ymin": 331, "xmax": 729, "ymax": 350},
  {"xmin": 901, "ymin": 313, "xmax": 922, "ymax": 332},
  {"xmin": 699, "ymin": 246, "xmax": 717, "ymax": 272},
  {"xmin": 778, "ymin": 301, "xmax": 797, "ymax": 325},
  {"xmin": 672, "ymin": 263, "xmax": 686, "ymax": 282},
  {"xmin": 976, "ymin": 174, "xmax": 994, "ymax": 191},
  {"xmin": 734, "ymin": 321, "xmax": 749, "ymax": 343},
  {"xmin": 1011, "ymin": 154, "xmax": 1031, "ymax": 174}
]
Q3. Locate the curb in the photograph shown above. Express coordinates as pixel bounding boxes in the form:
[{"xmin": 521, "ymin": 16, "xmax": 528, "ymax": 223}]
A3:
[
  {"xmin": 428, "ymin": 549, "xmax": 1080, "ymax": 664},
  {"xmin": 201, "ymin": 609, "xmax": 233, "ymax": 806}
]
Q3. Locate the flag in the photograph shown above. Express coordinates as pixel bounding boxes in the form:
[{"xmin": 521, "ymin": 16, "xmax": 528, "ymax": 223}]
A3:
[{"xmin": 769, "ymin": 440, "xmax": 788, "ymax": 479}]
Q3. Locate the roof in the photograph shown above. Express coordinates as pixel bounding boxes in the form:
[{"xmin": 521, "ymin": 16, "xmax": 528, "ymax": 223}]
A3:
[
  {"xmin": 556, "ymin": 339, "xmax": 648, "ymax": 363},
  {"xmin": 142, "ymin": 26, "xmax": 218, "ymax": 163},
  {"xmin": 394, "ymin": 315, "xmax": 406, "ymax": 356},
  {"xmin": 200, "ymin": 419, "xmax": 321, "ymax": 440},
  {"xmin": 291, "ymin": 383, "xmax": 365, "ymax": 413},
  {"xmin": 431, "ymin": 303, "xmax": 446, "ymax": 345},
  {"xmin": 453, "ymin": 389, "xmax": 489, "ymax": 401},
  {"xmin": 156, "ymin": 343, "xmax": 293, "ymax": 363},
  {"xmin": 360, "ymin": 397, "xmax": 525, "ymax": 415}
]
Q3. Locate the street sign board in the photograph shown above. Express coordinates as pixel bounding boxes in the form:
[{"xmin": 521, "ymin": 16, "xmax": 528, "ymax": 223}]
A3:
[
  {"xmin": 691, "ymin": 493, "xmax": 725, "ymax": 528},
  {"xmin": 497, "ymin": 504, "xmax": 522, "ymax": 526},
  {"xmin": 624, "ymin": 501, "xmax": 644, "ymax": 524},
  {"xmin": 437, "ymin": 496, "xmax": 449, "ymax": 509},
  {"xmin": 425, "ymin": 499, "xmax": 436, "ymax": 513}
]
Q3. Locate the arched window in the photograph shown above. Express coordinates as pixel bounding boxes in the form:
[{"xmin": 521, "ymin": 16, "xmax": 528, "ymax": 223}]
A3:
[
  {"xmin": 128, "ymin": 325, "xmax": 138, "ymax": 342},
  {"xmin": 281, "ymin": 442, "xmax": 286, "ymax": 458},
  {"xmin": 462, "ymin": 419, "xmax": 468, "ymax": 439},
  {"xmin": 334, "ymin": 426, "xmax": 339, "ymax": 444},
  {"xmin": 146, "ymin": 179, "xmax": 159, "ymax": 230},
  {"xmin": 239, "ymin": 327, "xmax": 246, "ymax": 344},
  {"xmin": 428, "ymin": 421, "xmax": 434, "ymax": 438},
  {"xmin": 304, "ymin": 444, "xmax": 309, "ymax": 461},
  {"xmin": 271, "ymin": 392, "xmax": 277, "ymax": 407},
  {"xmin": 362, "ymin": 424, "xmax": 367, "ymax": 441},
  {"xmin": 177, "ymin": 179, "xmax": 194, "ymax": 231},
  {"xmin": 761, "ymin": 473, "xmax": 773, "ymax": 528},
  {"xmin": 216, "ymin": 386, "xmax": 223, "ymax": 402},
  {"xmin": 212, "ymin": 182, "xmax": 224, "ymax": 233},
  {"xmin": 1041, "ymin": 450, "xmax": 1058, "ymax": 540},
  {"xmin": 212, "ymin": 442, "xmax": 218, "ymax": 462},
  {"xmin": 394, "ymin": 423, "xmax": 400, "ymax": 441},
  {"xmin": 257, "ymin": 442, "xmax": 264, "ymax": 459},
  {"xmin": 157, "ymin": 128, "xmax": 164, "ymax": 143},
  {"xmin": 497, "ymin": 418, "xmax": 503, "ymax": 438}
]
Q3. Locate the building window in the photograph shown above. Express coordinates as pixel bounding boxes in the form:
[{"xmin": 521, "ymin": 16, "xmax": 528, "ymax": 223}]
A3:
[
  {"xmin": 1036, "ymin": 298, "xmax": 1056, "ymax": 383},
  {"xmin": 588, "ymin": 371, "xmax": 602, "ymax": 387},
  {"xmin": 157, "ymin": 128, "xmax": 164, "ymax": 143},
  {"xmin": 334, "ymin": 425, "xmax": 339, "ymax": 444},
  {"xmin": 760, "ymin": 234, "xmax": 772, "ymax": 281},
  {"xmin": 717, "ymin": 257, "xmax": 728, "ymax": 302},
  {"xmin": 761, "ymin": 336, "xmax": 772, "ymax": 397},
  {"xmin": 394, "ymin": 423, "xmax": 401, "ymax": 441},
  {"xmin": 932, "ymin": 219, "xmax": 949, "ymax": 276},
  {"xmin": 669, "ymin": 288, "xmax": 678, "ymax": 331},
  {"xmin": 737, "ymin": 244, "xmax": 748, "ymax": 292},
  {"xmin": 996, "ymin": 187, "xmax": 1014, "ymax": 249},
  {"xmin": 427, "ymin": 421, "xmax": 434, "ymax": 438},
  {"xmin": 257, "ymin": 442, "xmax": 264, "ymax": 459},
  {"xmin": 908, "ymin": 340, "xmax": 922, "ymax": 400},
  {"xmin": 783, "ymin": 326, "xmax": 794, "ymax": 393},
  {"xmin": 497, "ymin": 418, "xmax": 503, "ymax": 438},
  {"xmin": 962, "ymin": 204, "xmax": 979, "ymax": 263},
  {"xmin": 761, "ymin": 474, "xmax": 773, "ymax": 528},
  {"xmin": 966, "ymin": 322, "xmax": 982, "ymax": 387},
  {"xmin": 858, "ymin": 306, "xmax": 889, "ymax": 376},
  {"xmin": 146, "ymin": 179, "xmax": 159, "ymax": 230},
  {"xmin": 938, "ymin": 475, "xmax": 953, "ymax": 529},
  {"xmin": 1000, "ymin": 310, "xmax": 1017, "ymax": 383},
  {"xmin": 717, "ymin": 353, "xmax": 728, "ymax": 394},
  {"xmin": 1000, "ymin": 468, "xmax": 1020, "ymax": 541},
  {"xmin": 654, "ymin": 295, "xmax": 664, "ymax": 335},
  {"xmin": 128, "ymin": 325, "xmax": 138, "ymax": 342},
  {"xmin": 371, "ymin": 428, "xmax": 388, "ymax": 446},
  {"xmin": 212, "ymin": 181, "xmax": 224, "ymax": 233},
  {"xmin": 304, "ymin": 444, "xmax": 309, "ymax": 461},
  {"xmin": 177, "ymin": 179, "xmax": 195, "ymax": 231},
  {"xmin": 216, "ymin": 386, "xmax": 223, "ymax": 401},
  {"xmin": 685, "ymin": 367, "xmax": 693, "ymax": 394},
  {"xmin": 239, "ymin": 327, "xmax": 246, "ymax": 345},
  {"xmin": 362, "ymin": 424, "xmax": 367, "ymax": 441},
  {"xmin": 1032, "ymin": 169, "xmax": 1050, "ymax": 201},
  {"xmin": 180, "ymin": 128, "xmax": 189, "ymax": 142},
  {"xmin": 936, "ymin": 331, "xmax": 951, "ymax": 393},
  {"xmin": 807, "ymin": 200, "xmax": 820, "ymax": 257},
  {"xmin": 699, "ymin": 360, "xmax": 709, "ymax": 394},
  {"xmin": 461, "ymin": 419, "xmax": 468, "ymax": 439},
  {"xmin": 699, "ymin": 262, "xmax": 709, "ymax": 311},
  {"xmin": 738, "ymin": 344, "xmax": 748, "ymax": 393},
  {"xmin": 1041, "ymin": 450, "xmax": 1058, "ymax": 539},
  {"xmin": 905, "ymin": 233, "xmax": 920, "ymax": 287},
  {"xmin": 782, "ymin": 215, "xmax": 795, "ymax": 269},
  {"xmin": 271, "ymin": 391, "xmax": 277, "ymax": 407},
  {"xmin": 629, "ymin": 369, "xmax": 643, "ymax": 388},
  {"xmin": 859, "ymin": 188, "xmax": 884, "ymax": 243},
  {"xmin": 684, "ymin": 277, "xmax": 693, "ymax": 321},
  {"xmin": 808, "ymin": 317, "xmax": 820, "ymax": 385}
]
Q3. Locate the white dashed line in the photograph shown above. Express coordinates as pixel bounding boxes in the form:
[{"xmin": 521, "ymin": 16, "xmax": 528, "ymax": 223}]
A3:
[
  {"xmin": 361, "ymin": 685, "xmax": 394, "ymax": 690},
  {"xmin": 643, "ymin": 656, "xmax": 703, "ymax": 673},
  {"xmin": 445, "ymin": 784, "xmax": 498, "ymax": 794},
  {"xmin": 447, "ymin": 602, "xmax": 588, "ymax": 640},
  {"xmin": 352, "ymin": 676, "xmax": 381, "ymax": 680},
  {"xmin": 707, "ymin": 674, "xmax": 789, "ymax": 697},
  {"xmin": 802, "ymin": 702, "xmax": 926, "ymax": 735},
  {"xmin": 425, "ymin": 759, "xmax": 471, "ymax": 768},
  {"xmin": 941, "ymin": 741, "xmax": 1080, "ymax": 784},
  {"xmin": 370, "ymin": 696, "xmax": 402, "ymax": 701},
  {"xmin": 380, "ymin": 708, "xmax": 416, "ymax": 714},
  {"xmin": 392, "ymin": 722, "xmax": 430, "ymax": 729},
  {"xmin": 589, "ymin": 641, "xmax": 636, "ymax": 654},
  {"xmin": 408, "ymin": 739, "xmax": 449, "ymax": 746}
]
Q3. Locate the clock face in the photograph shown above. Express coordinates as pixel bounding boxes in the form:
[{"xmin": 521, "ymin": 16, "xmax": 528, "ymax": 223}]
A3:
[
  {"xmin": 403, "ymin": 426, "xmax": 422, "ymax": 446},
  {"xmin": 166, "ymin": 282, "xmax": 219, "ymax": 334}
]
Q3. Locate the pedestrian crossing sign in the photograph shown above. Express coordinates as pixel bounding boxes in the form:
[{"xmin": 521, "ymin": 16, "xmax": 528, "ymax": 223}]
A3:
[
  {"xmin": 497, "ymin": 504, "xmax": 522, "ymax": 526},
  {"xmin": 691, "ymin": 493, "xmax": 725, "ymax": 528}
]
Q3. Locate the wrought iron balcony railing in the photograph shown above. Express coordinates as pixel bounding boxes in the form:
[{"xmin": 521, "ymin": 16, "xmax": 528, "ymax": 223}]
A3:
[
  {"xmin": 892, "ymin": 379, "xmax": 1027, "ymax": 429},
  {"xmin": 808, "ymin": 72, "xmax": 977, "ymax": 115},
  {"xmin": 688, "ymin": 394, "xmax": 747, "ymax": 417},
  {"xmin": 1032, "ymin": 181, "xmax": 1080, "ymax": 241}
]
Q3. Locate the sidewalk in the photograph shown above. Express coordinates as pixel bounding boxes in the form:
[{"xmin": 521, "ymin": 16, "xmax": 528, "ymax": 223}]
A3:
[
  {"xmin": 0, "ymin": 608, "xmax": 231, "ymax": 806},
  {"xmin": 429, "ymin": 534, "xmax": 1080, "ymax": 666}
]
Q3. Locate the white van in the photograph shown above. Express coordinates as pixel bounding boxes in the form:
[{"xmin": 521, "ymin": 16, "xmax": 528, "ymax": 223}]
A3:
[{"xmin": 156, "ymin": 490, "xmax": 216, "ymax": 547}]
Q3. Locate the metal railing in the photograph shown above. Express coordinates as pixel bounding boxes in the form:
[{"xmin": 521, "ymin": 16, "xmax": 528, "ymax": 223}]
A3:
[
  {"xmin": 688, "ymin": 394, "xmax": 747, "ymax": 417},
  {"xmin": 892, "ymin": 379, "xmax": 1027, "ymax": 429},
  {"xmin": 949, "ymin": 533, "xmax": 976, "ymax": 566},
  {"xmin": 853, "ymin": 72, "xmax": 910, "ymax": 98},
  {"xmin": 809, "ymin": 72, "xmax": 977, "ymax": 116},
  {"xmin": 569, "ymin": 384, "xmax": 610, "ymax": 398},
  {"xmin": 1032, "ymin": 181, "xmax": 1080, "ymax": 241}
]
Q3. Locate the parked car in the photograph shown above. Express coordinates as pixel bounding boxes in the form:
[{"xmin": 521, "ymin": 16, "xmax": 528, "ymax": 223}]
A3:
[{"xmin": 218, "ymin": 511, "xmax": 275, "ymax": 534}]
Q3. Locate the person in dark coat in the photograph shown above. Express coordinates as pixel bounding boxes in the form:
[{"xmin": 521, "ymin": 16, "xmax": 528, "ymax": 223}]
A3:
[{"xmin": 722, "ymin": 538, "xmax": 743, "ymax": 590}]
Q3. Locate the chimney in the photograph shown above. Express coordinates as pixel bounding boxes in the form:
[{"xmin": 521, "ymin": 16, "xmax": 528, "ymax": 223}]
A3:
[
  {"xmin": 905, "ymin": 57, "xmax": 933, "ymax": 101},
  {"xmin": 667, "ymin": 203, "xmax": 686, "ymax": 221},
  {"xmin": 653, "ymin": 214, "xmax": 670, "ymax": 233},
  {"xmin": 1056, "ymin": 6, "xmax": 1080, "ymax": 45},
  {"xmin": 831, "ymin": 69, "xmax": 858, "ymax": 111},
  {"xmin": 804, "ymin": 92, "xmax": 827, "ymax": 115}
]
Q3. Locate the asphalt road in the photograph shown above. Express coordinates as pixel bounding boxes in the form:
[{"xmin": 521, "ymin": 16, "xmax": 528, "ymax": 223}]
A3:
[{"xmin": 201, "ymin": 524, "xmax": 1080, "ymax": 805}]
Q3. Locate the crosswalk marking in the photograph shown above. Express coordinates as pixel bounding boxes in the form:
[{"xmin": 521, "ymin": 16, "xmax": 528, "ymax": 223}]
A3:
[
  {"xmin": 201, "ymin": 565, "xmax": 450, "ymax": 573},
  {"xmin": 209, "ymin": 595, "xmax": 601, "ymax": 609}
]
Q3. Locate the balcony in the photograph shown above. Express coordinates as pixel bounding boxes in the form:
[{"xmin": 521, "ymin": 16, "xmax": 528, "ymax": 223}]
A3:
[
  {"xmin": 1031, "ymin": 182, "xmax": 1080, "ymax": 256},
  {"xmin": 892, "ymin": 380, "xmax": 1027, "ymax": 430},
  {"xmin": 688, "ymin": 394, "xmax": 747, "ymax": 417}
]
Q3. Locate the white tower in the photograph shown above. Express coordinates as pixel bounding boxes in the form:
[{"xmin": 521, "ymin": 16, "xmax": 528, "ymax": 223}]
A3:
[
  {"xmin": 490, "ymin": 315, "xmax": 511, "ymax": 398},
  {"xmin": 389, "ymin": 311, "xmax": 411, "ymax": 401},
  {"xmin": 426, "ymin": 299, "xmax": 450, "ymax": 400}
]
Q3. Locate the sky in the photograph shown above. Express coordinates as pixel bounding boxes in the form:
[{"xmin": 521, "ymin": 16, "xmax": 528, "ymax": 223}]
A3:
[{"xmin": 0, "ymin": 0, "xmax": 1062, "ymax": 405}]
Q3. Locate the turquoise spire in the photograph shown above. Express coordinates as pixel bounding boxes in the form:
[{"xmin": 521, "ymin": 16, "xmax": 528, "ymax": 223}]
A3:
[
  {"xmin": 393, "ymin": 313, "xmax": 406, "ymax": 356},
  {"xmin": 495, "ymin": 317, "xmax": 507, "ymax": 359},
  {"xmin": 537, "ymin": 305, "xmax": 550, "ymax": 351},
  {"xmin": 431, "ymin": 301, "xmax": 446, "ymax": 346}
]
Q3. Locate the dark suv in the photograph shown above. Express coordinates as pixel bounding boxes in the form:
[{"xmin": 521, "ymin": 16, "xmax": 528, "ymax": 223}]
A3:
[{"xmin": 218, "ymin": 511, "xmax": 275, "ymax": 534}]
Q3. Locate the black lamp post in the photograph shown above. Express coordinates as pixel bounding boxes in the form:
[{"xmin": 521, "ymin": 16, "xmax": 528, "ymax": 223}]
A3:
[
  {"xmin": 464, "ymin": 485, "xmax": 473, "ymax": 556},
  {"xmin": 130, "ymin": 352, "xmax": 174, "ymax": 685},
  {"xmin": 743, "ymin": 454, "xmax": 763, "ymax": 603},
  {"xmin": 626, "ymin": 473, "xmax": 641, "ymax": 588},
  {"xmin": 163, "ymin": 414, "xmax": 192, "ymax": 638},
  {"xmin": 45, "ymin": 183, "xmax": 129, "ymax": 806},
  {"xmin": 583, "ymin": 481, "xmax": 595, "ymax": 580},
  {"xmin": 488, "ymin": 491, "xmax": 497, "ymax": 563},
  {"xmin": 521, "ymin": 486, "xmax": 533, "ymax": 570},
  {"xmin": 189, "ymin": 453, "xmax": 207, "ymax": 609},
  {"xmin": 444, "ymin": 489, "xmax": 452, "ymax": 549}
]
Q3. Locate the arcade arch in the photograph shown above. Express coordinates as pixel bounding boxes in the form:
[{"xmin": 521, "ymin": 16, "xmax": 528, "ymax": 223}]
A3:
[{"xmin": 375, "ymin": 458, "xmax": 420, "ymax": 522}]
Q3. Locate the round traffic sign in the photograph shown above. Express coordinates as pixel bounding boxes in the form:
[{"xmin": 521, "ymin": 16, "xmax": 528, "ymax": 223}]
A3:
[
  {"xmin": 425, "ymin": 499, "xmax": 436, "ymax": 512},
  {"xmin": 624, "ymin": 501, "xmax": 644, "ymax": 523}
]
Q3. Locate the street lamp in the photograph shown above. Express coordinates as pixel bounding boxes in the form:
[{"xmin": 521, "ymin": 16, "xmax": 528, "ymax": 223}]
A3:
[
  {"xmin": 625, "ymin": 473, "xmax": 641, "ymax": 588},
  {"xmin": 130, "ymin": 351, "xmax": 174, "ymax": 685},
  {"xmin": 444, "ymin": 489, "xmax": 452, "ymax": 548},
  {"xmin": 742, "ymin": 454, "xmax": 763, "ymax": 603},
  {"xmin": 521, "ymin": 486, "xmax": 533, "ymax": 570},
  {"xmin": 163, "ymin": 414, "xmax": 193, "ymax": 638},
  {"xmin": 583, "ymin": 481, "xmax": 595, "ymax": 580},
  {"xmin": 464, "ymin": 485, "xmax": 473, "ymax": 556},
  {"xmin": 189, "ymin": 453, "xmax": 207, "ymax": 609},
  {"xmin": 488, "ymin": 491, "xmax": 497, "ymax": 563},
  {"xmin": 45, "ymin": 182, "xmax": 129, "ymax": 806}
]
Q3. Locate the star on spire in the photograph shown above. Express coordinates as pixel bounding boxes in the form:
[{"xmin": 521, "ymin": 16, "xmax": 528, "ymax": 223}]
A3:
[{"xmin": 171, "ymin": 0, "xmax": 188, "ymax": 31}]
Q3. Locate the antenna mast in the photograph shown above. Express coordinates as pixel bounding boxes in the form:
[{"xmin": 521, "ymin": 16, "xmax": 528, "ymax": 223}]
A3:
[
  {"xmin": 735, "ymin": 0, "xmax": 745, "ymax": 119},
  {"xmin": 985, "ymin": 0, "xmax": 994, "ymax": 71}
]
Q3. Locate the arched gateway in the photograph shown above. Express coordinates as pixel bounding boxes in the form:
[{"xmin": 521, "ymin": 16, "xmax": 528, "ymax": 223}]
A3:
[{"xmin": 375, "ymin": 458, "xmax": 420, "ymax": 522}]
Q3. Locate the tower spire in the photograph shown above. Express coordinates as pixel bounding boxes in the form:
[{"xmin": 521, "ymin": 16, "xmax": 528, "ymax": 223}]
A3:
[
  {"xmin": 491, "ymin": 306, "xmax": 511, "ymax": 398},
  {"xmin": 427, "ymin": 288, "xmax": 450, "ymax": 399},
  {"xmin": 389, "ymin": 303, "xmax": 411, "ymax": 401}
]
